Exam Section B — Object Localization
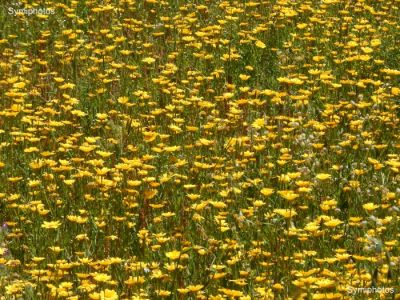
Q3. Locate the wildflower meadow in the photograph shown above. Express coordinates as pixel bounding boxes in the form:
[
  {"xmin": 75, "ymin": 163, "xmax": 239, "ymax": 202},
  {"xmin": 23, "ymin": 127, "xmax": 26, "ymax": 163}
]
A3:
[{"xmin": 0, "ymin": 0, "xmax": 399, "ymax": 299}]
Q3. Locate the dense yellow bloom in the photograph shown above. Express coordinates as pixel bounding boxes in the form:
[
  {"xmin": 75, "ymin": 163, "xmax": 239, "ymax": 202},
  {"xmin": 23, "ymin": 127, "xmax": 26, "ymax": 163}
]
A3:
[{"xmin": 0, "ymin": 1, "xmax": 398, "ymax": 299}]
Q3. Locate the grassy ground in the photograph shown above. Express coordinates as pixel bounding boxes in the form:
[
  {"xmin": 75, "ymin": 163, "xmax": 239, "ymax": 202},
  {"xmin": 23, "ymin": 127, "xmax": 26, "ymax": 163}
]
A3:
[{"xmin": 0, "ymin": 0, "xmax": 399, "ymax": 299}]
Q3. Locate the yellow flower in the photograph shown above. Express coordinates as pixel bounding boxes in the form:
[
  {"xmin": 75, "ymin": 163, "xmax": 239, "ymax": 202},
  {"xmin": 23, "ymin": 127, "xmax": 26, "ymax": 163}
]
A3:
[
  {"xmin": 391, "ymin": 87, "xmax": 400, "ymax": 96},
  {"xmin": 277, "ymin": 190, "xmax": 299, "ymax": 201},
  {"xmin": 361, "ymin": 46, "xmax": 373, "ymax": 54},
  {"xmin": 93, "ymin": 273, "xmax": 112, "ymax": 283},
  {"xmin": 197, "ymin": 248, "xmax": 207, "ymax": 255},
  {"xmin": 144, "ymin": 189, "xmax": 157, "ymax": 200},
  {"xmin": 370, "ymin": 38, "xmax": 381, "ymax": 47},
  {"xmin": 143, "ymin": 131, "xmax": 157, "ymax": 142},
  {"xmin": 260, "ymin": 188, "xmax": 274, "ymax": 196},
  {"xmin": 218, "ymin": 288, "xmax": 244, "ymax": 297},
  {"xmin": 59, "ymin": 82, "xmax": 75, "ymax": 90},
  {"xmin": 142, "ymin": 57, "xmax": 156, "ymax": 64},
  {"xmin": 315, "ymin": 278, "xmax": 335, "ymax": 288},
  {"xmin": 277, "ymin": 77, "xmax": 304, "ymax": 85},
  {"xmin": 222, "ymin": 92, "xmax": 234, "ymax": 99},
  {"xmin": 229, "ymin": 279, "xmax": 247, "ymax": 286},
  {"xmin": 96, "ymin": 150, "xmax": 113, "ymax": 158},
  {"xmin": 49, "ymin": 246, "xmax": 63, "ymax": 253},
  {"xmin": 67, "ymin": 215, "xmax": 88, "ymax": 224},
  {"xmin": 71, "ymin": 109, "xmax": 86, "ymax": 117},
  {"xmin": 41, "ymin": 221, "xmax": 61, "ymax": 229},
  {"xmin": 0, "ymin": 248, "xmax": 8, "ymax": 256},
  {"xmin": 296, "ymin": 23, "xmax": 308, "ymax": 29},
  {"xmin": 79, "ymin": 145, "xmax": 96, "ymax": 153},
  {"xmin": 255, "ymin": 40, "xmax": 266, "ymax": 49},
  {"xmin": 363, "ymin": 203, "xmax": 379, "ymax": 211},
  {"xmin": 324, "ymin": 218, "xmax": 343, "ymax": 228},
  {"xmin": 117, "ymin": 96, "xmax": 129, "ymax": 104},
  {"xmin": 96, "ymin": 113, "xmax": 108, "ymax": 120},
  {"xmin": 316, "ymin": 173, "xmax": 331, "ymax": 180},
  {"xmin": 89, "ymin": 289, "xmax": 118, "ymax": 300},
  {"xmin": 124, "ymin": 276, "xmax": 145, "ymax": 286},
  {"xmin": 239, "ymin": 74, "xmax": 250, "ymax": 81},
  {"xmin": 165, "ymin": 250, "xmax": 181, "ymax": 260},
  {"xmin": 252, "ymin": 118, "xmax": 265, "ymax": 129},
  {"xmin": 198, "ymin": 138, "xmax": 214, "ymax": 146},
  {"xmin": 156, "ymin": 290, "xmax": 171, "ymax": 297},
  {"xmin": 76, "ymin": 234, "xmax": 89, "ymax": 241},
  {"xmin": 210, "ymin": 201, "xmax": 227, "ymax": 209},
  {"xmin": 63, "ymin": 179, "xmax": 75, "ymax": 185},
  {"xmin": 31, "ymin": 257, "xmax": 45, "ymax": 262},
  {"xmin": 13, "ymin": 82, "xmax": 26, "ymax": 89},
  {"xmin": 273, "ymin": 283, "xmax": 284, "ymax": 290},
  {"xmin": 187, "ymin": 284, "xmax": 204, "ymax": 292},
  {"xmin": 274, "ymin": 209, "xmax": 297, "ymax": 218},
  {"xmin": 211, "ymin": 272, "xmax": 227, "ymax": 280},
  {"xmin": 127, "ymin": 180, "xmax": 142, "ymax": 187}
]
